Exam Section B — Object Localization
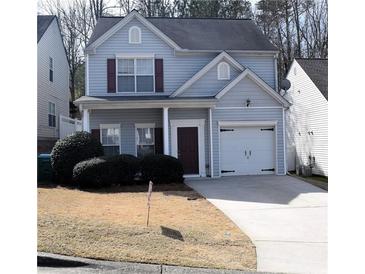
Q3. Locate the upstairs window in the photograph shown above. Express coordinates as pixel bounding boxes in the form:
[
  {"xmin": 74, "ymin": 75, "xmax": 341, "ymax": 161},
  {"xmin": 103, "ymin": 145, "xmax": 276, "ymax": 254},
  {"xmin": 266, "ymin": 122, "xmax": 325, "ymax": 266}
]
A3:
[
  {"xmin": 129, "ymin": 26, "xmax": 141, "ymax": 44},
  {"xmin": 48, "ymin": 102, "xmax": 56, "ymax": 127},
  {"xmin": 49, "ymin": 57, "xmax": 54, "ymax": 82},
  {"xmin": 117, "ymin": 58, "xmax": 154, "ymax": 93},
  {"xmin": 217, "ymin": 62, "xmax": 230, "ymax": 80}
]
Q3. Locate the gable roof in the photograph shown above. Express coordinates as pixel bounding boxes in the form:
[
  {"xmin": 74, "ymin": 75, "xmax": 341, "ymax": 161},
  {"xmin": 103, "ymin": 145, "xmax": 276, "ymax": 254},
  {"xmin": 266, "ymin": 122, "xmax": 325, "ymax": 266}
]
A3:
[
  {"xmin": 170, "ymin": 52, "xmax": 245, "ymax": 97},
  {"xmin": 37, "ymin": 15, "xmax": 55, "ymax": 42},
  {"xmin": 215, "ymin": 68, "xmax": 290, "ymax": 107},
  {"xmin": 296, "ymin": 58, "xmax": 328, "ymax": 100},
  {"xmin": 87, "ymin": 13, "xmax": 277, "ymax": 52}
]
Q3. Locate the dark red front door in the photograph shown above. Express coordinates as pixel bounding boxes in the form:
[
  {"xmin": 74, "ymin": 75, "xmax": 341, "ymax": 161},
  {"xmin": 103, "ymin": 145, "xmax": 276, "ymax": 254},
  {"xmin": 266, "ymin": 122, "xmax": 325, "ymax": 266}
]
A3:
[{"xmin": 177, "ymin": 127, "xmax": 199, "ymax": 174}]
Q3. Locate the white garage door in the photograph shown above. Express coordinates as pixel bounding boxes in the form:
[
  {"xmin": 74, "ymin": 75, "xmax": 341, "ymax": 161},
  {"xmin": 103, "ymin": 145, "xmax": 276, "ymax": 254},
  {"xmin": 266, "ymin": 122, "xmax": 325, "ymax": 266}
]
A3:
[{"xmin": 220, "ymin": 126, "xmax": 276, "ymax": 176}]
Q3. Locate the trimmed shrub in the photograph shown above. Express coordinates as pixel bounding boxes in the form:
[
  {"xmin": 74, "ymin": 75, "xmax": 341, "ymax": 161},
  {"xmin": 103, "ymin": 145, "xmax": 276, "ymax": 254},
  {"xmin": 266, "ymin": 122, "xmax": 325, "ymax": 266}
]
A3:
[
  {"xmin": 51, "ymin": 131, "xmax": 103, "ymax": 183},
  {"xmin": 73, "ymin": 157, "xmax": 111, "ymax": 189},
  {"xmin": 72, "ymin": 154, "xmax": 140, "ymax": 189},
  {"xmin": 107, "ymin": 154, "xmax": 140, "ymax": 184},
  {"xmin": 140, "ymin": 154, "xmax": 184, "ymax": 184}
]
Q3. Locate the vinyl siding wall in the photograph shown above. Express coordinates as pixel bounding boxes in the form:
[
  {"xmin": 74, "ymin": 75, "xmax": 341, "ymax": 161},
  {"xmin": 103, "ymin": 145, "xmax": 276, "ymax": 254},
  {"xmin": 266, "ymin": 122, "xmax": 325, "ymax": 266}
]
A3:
[
  {"xmin": 88, "ymin": 18, "xmax": 277, "ymax": 97},
  {"xmin": 38, "ymin": 19, "xmax": 70, "ymax": 139},
  {"xmin": 216, "ymin": 77, "xmax": 281, "ymax": 107},
  {"xmin": 180, "ymin": 62, "xmax": 241, "ymax": 97},
  {"xmin": 212, "ymin": 108, "xmax": 285, "ymax": 176},
  {"xmin": 285, "ymin": 60, "xmax": 328, "ymax": 176}
]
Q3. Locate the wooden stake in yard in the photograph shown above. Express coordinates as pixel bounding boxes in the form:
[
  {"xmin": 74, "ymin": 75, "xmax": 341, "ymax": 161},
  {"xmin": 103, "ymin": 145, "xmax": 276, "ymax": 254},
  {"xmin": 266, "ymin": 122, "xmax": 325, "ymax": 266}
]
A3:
[{"xmin": 146, "ymin": 181, "xmax": 153, "ymax": 227}]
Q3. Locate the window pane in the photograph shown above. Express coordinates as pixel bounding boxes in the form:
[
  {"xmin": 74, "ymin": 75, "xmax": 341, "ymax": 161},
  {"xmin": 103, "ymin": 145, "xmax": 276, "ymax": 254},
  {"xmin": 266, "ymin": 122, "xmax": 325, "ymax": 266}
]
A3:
[
  {"xmin": 118, "ymin": 59, "xmax": 134, "ymax": 74},
  {"xmin": 136, "ymin": 76, "xmax": 153, "ymax": 92},
  {"xmin": 136, "ymin": 59, "xmax": 153, "ymax": 75},
  {"xmin": 118, "ymin": 76, "xmax": 135, "ymax": 92},
  {"xmin": 137, "ymin": 128, "xmax": 154, "ymax": 145},
  {"xmin": 48, "ymin": 102, "xmax": 55, "ymax": 114},
  {"xmin": 49, "ymin": 57, "xmax": 53, "ymax": 69},
  {"xmin": 103, "ymin": 146, "xmax": 120, "ymax": 156},
  {"xmin": 48, "ymin": 114, "xmax": 56, "ymax": 127},
  {"xmin": 101, "ymin": 127, "xmax": 120, "ymax": 145},
  {"xmin": 137, "ymin": 145, "xmax": 155, "ymax": 158}
]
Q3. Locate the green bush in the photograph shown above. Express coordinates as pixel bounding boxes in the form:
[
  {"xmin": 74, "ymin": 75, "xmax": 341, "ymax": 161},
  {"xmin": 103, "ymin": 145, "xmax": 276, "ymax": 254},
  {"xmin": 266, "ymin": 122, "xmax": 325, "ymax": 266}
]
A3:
[
  {"xmin": 140, "ymin": 154, "xmax": 184, "ymax": 184},
  {"xmin": 107, "ymin": 154, "xmax": 140, "ymax": 184},
  {"xmin": 51, "ymin": 131, "xmax": 103, "ymax": 183},
  {"xmin": 72, "ymin": 154, "xmax": 140, "ymax": 189}
]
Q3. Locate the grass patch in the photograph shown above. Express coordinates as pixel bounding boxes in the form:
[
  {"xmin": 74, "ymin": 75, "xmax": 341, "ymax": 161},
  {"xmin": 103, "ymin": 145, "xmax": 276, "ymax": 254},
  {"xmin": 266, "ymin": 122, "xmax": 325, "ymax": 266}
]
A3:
[{"xmin": 38, "ymin": 184, "xmax": 256, "ymax": 271}]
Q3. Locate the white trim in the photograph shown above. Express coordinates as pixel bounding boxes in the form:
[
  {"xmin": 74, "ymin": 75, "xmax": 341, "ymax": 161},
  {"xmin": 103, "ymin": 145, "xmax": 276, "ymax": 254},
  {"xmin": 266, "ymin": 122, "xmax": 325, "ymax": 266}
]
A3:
[
  {"xmin": 82, "ymin": 109, "xmax": 90, "ymax": 132},
  {"xmin": 282, "ymin": 108, "xmax": 287, "ymax": 175},
  {"xmin": 128, "ymin": 26, "xmax": 141, "ymax": 44},
  {"xmin": 218, "ymin": 120, "xmax": 277, "ymax": 127},
  {"xmin": 86, "ymin": 11, "xmax": 181, "ymax": 52},
  {"xmin": 170, "ymin": 119, "xmax": 206, "ymax": 177},
  {"xmin": 163, "ymin": 107, "xmax": 170, "ymax": 155},
  {"xmin": 217, "ymin": 120, "xmax": 278, "ymax": 176},
  {"xmin": 215, "ymin": 106, "xmax": 284, "ymax": 110},
  {"xmin": 217, "ymin": 62, "xmax": 230, "ymax": 80},
  {"xmin": 115, "ymin": 53, "xmax": 155, "ymax": 58},
  {"xmin": 215, "ymin": 68, "xmax": 290, "ymax": 107},
  {"xmin": 209, "ymin": 108, "xmax": 214, "ymax": 177},
  {"xmin": 85, "ymin": 54, "xmax": 89, "ymax": 96},
  {"xmin": 170, "ymin": 52, "xmax": 244, "ymax": 97}
]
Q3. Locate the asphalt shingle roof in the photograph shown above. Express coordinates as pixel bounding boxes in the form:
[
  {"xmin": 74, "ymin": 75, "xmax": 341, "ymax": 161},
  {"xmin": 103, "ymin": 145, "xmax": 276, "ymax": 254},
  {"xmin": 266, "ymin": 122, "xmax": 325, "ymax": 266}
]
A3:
[
  {"xmin": 37, "ymin": 15, "xmax": 55, "ymax": 42},
  {"xmin": 296, "ymin": 58, "xmax": 328, "ymax": 100},
  {"xmin": 87, "ymin": 17, "xmax": 277, "ymax": 51}
]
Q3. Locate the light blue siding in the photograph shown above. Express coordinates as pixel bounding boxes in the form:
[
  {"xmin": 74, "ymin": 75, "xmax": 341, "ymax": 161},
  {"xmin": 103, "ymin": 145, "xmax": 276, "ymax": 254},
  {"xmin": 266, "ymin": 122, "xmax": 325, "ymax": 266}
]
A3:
[
  {"xmin": 90, "ymin": 109, "xmax": 163, "ymax": 155},
  {"xmin": 216, "ymin": 77, "xmax": 281, "ymax": 107},
  {"xmin": 212, "ymin": 108, "xmax": 285, "ymax": 176},
  {"xmin": 231, "ymin": 53, "xmax": 276, "ymax": 89},
  {"xmin": 180, "ymin": 62, "xmax": 241, "ymax": 97},
  {"xmin": 88, "ymin": 18, "xmax": 276, "ymax": 97}
]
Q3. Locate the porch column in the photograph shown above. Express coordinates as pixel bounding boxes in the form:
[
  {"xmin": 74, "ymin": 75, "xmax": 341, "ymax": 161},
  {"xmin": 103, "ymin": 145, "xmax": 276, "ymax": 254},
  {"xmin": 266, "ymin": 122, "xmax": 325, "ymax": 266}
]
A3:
[
  {"xmin": 82, "ymin": 109, "xmax": 90, "ymax": 132},
  {"xmin": 163, "ymin": 107, "xmax": 170, "ymax": 155}
]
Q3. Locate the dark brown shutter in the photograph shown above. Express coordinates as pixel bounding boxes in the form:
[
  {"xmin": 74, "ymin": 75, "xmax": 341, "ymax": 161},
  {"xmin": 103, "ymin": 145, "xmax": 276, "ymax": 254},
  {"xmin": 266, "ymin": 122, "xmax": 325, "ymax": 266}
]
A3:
[
  {"xmin": 155, "ymin": 59, "xmax": 164, "ymax": 92},
  {"xmin": 107, "ymin": 59, "xmax": 116, "ymax": 93},
  {"xmin": 154, "ymin": 128, "xmax": 164, "ymax": 154},
  {"xmin": 91, "ymin": 129, "xmax": 100, "ymax": 141}
]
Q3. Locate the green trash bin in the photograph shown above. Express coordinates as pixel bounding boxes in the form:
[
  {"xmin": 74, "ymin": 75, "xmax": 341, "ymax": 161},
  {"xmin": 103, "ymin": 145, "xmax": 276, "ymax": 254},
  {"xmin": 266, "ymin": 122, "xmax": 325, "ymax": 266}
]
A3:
[{"xmin": 38, "ymin": 154, "xmax": 53, "ymax": 182}]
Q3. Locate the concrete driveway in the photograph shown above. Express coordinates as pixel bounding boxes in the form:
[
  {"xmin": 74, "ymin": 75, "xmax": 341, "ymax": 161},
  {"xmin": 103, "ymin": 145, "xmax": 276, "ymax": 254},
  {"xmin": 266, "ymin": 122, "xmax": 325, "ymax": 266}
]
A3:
[{"xmin": 186, "ymin": 175, "xmax": 327, "ymax": 274}]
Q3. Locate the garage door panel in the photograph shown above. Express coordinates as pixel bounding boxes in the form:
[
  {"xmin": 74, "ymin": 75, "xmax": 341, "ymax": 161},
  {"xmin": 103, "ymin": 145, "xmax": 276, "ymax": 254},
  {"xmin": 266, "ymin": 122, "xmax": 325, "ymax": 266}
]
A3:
[{"xmin": 220, "ymin": 125, "xmax": 275, "ymax": 176}]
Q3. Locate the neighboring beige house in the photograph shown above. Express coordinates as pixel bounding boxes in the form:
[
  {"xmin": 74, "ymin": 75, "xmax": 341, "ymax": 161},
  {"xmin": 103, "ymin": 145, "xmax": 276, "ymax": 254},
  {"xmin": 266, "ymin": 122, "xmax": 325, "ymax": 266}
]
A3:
[
  {"xmin": 37, "ymin": 15, "xmax": 70, "ymax": 153},
  {"xmin": 285, "ymin": 58, "xmax": 328, "ymax": 176}
]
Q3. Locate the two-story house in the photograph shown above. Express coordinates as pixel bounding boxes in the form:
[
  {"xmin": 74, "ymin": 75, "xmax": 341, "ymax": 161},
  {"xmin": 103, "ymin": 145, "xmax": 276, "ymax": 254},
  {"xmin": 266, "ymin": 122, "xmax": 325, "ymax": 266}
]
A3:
[
  {"xmin": 37, "ymin": 15, "xmax": 70, "ymax": 153},
  {"xmin": 75, "ymin": 10, "xmax": 290, "ymax": 178},
  {"xmin": 285, "ymin": 58, "xmax": 328, "ymax": 177}
]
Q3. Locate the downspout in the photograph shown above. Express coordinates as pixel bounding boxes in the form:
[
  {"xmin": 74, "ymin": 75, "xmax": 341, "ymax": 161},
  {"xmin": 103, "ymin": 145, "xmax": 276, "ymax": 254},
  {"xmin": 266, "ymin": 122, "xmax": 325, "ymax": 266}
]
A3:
[
  {"xmin": 85, "ymin": 54, "xmax": 89, "ymax": 96},
  {"xmin": 283, "ymin": 107, "xmax": 287, "ymax": 175}
]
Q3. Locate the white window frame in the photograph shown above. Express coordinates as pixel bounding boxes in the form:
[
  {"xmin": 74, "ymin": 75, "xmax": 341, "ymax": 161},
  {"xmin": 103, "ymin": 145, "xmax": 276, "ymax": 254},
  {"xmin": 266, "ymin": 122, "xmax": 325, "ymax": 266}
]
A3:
[
  {"xmin": 217, "ymin": 62, "xmax": 230, "ymax": 80},
  {"xmin": 116, "ymin": 57, "xmax": 155, "ymax": 93},
  {"xmin": 100, "ymin": 124, "xmax": 121, "ymax": 154},
  {"xmin": 129, "ymin": 26, "xmax": 141, "ymax": 44},
  {"xmin": 48, "ymin": 102, "xmax": 56, "ymax": 128},
  {"xmin": 49, "ymin": 57, "xmax": 54, "ymax": 82},
  {"xmin": 135, "ymin": 123, "xmax": 156, "ymax": 157}
]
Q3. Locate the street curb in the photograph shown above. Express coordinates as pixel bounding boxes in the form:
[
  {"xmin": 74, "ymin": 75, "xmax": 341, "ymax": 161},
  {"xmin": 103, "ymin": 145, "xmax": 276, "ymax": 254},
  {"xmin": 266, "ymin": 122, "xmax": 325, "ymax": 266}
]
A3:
[{"xmin": 38, "ymin": 252, "xmax": 279, "ymax": 274}]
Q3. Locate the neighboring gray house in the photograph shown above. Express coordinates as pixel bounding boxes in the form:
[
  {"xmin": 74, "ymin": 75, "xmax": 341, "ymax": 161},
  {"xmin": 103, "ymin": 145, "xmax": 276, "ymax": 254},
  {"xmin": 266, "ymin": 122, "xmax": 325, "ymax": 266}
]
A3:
[
  {"xmin": 285, "ymin": 58, "xmax": 328, "ymax": 176},
  {"xmin": 75, "ymin": 10, "xmax": 290, "ymax": 177},
  {"xmin": 37, "ymin": 15, "xmax": 70, "ymax": 153}
]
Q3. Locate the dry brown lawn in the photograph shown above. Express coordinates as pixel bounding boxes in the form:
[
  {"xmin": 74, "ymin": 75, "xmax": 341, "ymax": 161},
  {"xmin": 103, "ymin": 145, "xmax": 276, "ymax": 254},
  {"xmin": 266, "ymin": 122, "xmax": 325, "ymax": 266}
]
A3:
[{"xmin": 38, "ymin": 184, "xmax": 256, "ymax": 271}]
